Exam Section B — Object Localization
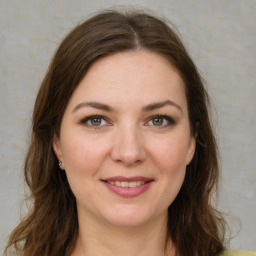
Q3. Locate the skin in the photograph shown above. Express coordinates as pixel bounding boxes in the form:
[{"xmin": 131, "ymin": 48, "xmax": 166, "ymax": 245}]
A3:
[{"xmin": 53, "ymin": 50, "xmax": 196, "ymax": 256}]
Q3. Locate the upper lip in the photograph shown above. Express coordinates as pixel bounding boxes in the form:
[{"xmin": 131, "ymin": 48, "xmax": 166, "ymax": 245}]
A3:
[{"xmin": 102, "ymin": 176, "xmax": 154, "ymax": 182}]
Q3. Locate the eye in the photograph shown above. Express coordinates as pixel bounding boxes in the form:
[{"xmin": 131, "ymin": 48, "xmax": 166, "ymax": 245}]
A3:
[
  {"xmin": 152, "ymin": 116, "xmax": 164, "ymax": 126},
  {"xmin": 80, "ymin": 115, "xmax": 109, "ymax": 128},
  {"xmin": 146, "ymin": 115, "xmax": 175, "ymax": 127}
]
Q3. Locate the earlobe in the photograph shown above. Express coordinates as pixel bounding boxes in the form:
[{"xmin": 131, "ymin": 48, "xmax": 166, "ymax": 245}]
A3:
[
  {"xmin": 186, "ymin": 136, "xmax": 196, "ymax": 165},
  {"xmin": 186, "ymin": 122, "xmax": 199, "ymax": 165},
  {"xmin": 52, "ymin": 134, "xmax": 64, "ymax": 169}
]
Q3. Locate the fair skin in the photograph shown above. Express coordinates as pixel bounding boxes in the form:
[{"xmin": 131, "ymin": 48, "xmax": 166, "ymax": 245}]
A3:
[{"xmin": 53, "ymin": 50, "xmax": 196, "ymax": 256}]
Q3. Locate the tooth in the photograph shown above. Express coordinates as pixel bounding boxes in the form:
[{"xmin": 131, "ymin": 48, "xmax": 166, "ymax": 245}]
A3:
[
  {"xmin": 128, "ymin": 181, "xmax": 137, "ymax": 188},
  {"xmin": 115, "ymin": 181, "xmax": 121, "ymax": 186},
  {"xmin": 136, "ymin": 181, "xmax": 142, "ymax": 186},
  {"xmin": 121, "ymin": 181, "xmax": 128, "ymax": 187},
  {"xmin": 107, "ymin": 180, "xmax": 147, "ymax": 187}
]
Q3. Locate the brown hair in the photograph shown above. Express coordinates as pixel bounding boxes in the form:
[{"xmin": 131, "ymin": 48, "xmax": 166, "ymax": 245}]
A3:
[{"xmin": 5, "ymin": 9, "xmax": 226, "ymax": 256}]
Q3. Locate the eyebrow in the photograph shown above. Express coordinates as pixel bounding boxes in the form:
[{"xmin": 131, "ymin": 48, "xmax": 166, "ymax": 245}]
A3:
[
  {"xmin": 72, "ymin": 100, "xmax": 183, "ymax": 113},
  {"xmin": 72, "ymin": 102, "xmax": 114, "ymax": 113},
  {"xmin": 142, "ymin": 100, "xmax": 183, "ymax": 113}
]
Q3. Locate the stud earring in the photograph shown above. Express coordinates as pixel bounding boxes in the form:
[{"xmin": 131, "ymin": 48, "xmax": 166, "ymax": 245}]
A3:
[{"xmin": 58, "ymin": 160, "xmax": 62, "ymax": 167}]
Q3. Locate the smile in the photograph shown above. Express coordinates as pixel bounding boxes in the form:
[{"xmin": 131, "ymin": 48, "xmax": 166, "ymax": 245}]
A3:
[
  {"xmin": 102, "ymin": 176, "xmax": 154, "ymax": 198},
  {"xmin": 106, "ymin": 181, "xmax": 147, "ymax": 187}
]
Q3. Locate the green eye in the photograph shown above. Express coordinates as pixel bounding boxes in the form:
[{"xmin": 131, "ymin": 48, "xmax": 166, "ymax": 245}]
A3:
[
  {"xmin": 146, "ymin": 115, "xmax": 175, "ymax": 128},
  {"xmin": 90, "ymin": 118, "xmax": 102, "ymax": 126},
  {"xmin": 80, "ymin": 115, "xmax": 108, "ymax": 128},
  {"xmin": 152, "ymin": 116, "xmax": 164, "ymax": 126}
]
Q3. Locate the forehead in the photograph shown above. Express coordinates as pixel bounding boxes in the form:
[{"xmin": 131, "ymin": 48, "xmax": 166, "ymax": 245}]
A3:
[{"xmin": 66, "ymin": 50, "xmax": 187, "ymax": 112}]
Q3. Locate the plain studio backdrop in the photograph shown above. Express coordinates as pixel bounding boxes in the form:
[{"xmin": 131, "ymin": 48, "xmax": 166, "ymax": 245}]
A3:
[{"xmin": 0, "ymin": 0, "xmax": 255, "ymax": 254}]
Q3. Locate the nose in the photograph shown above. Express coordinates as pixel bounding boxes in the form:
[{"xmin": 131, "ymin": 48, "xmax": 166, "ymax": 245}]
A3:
[{"xmin": 111, "ymin": 125, "xmax": 146, "ymax": 166}]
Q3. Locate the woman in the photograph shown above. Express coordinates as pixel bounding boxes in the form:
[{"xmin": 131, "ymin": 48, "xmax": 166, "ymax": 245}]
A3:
[{"xmin": 4, "ymin": 9, "xmax": 255, "ymax": 256}]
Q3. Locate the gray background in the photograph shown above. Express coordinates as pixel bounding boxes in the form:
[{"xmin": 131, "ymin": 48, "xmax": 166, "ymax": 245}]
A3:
[{"xmin": 0, "ymin": 0, "xmax": 255, "ymax": 254}]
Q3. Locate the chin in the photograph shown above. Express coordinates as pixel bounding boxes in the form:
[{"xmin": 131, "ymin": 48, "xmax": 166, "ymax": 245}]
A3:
[
  {"xmin": 101, "ymin": 205, "xmax": 160, "ymax": 228},
  {"xmin": 106, "ymin": 216, "xmax": 151, "ymax": 228}
]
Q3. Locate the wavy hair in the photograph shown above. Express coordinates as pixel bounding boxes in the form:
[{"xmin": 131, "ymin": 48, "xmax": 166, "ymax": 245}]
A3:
[{"xmin": 5, "ymin": 9, "xmax": 226, "ymax": 256}]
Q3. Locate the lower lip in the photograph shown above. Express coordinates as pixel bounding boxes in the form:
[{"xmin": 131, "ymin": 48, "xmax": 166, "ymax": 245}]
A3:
[{"xmin": 102, "ymin": 181, "xmax": 153, "ymax": 198}]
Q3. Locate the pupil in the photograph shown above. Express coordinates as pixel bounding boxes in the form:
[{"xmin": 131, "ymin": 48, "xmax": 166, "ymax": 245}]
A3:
[
  {"xmin": 153, "ymin": 117, "xmax": 163, "ymax": 126},
  {"xmin": 92, "ymin": 118, "xmax": 101, "ymax": 126}
]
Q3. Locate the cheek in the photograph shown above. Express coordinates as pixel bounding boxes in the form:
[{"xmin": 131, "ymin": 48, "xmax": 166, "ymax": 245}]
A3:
[
  {"xmin": 61, "ymin": 133, "xmax": 109, "ymax": 176},
  {"xmin": 146, "ymin": 135, "xmax": 189, "ymax": 212},
  {"xmin": 151, "ymin": 134, "xmax": 190, "ymax": 174},
  {"xmin": 60, "ymin": 134, "xmax": 110, "ymax": 202}
]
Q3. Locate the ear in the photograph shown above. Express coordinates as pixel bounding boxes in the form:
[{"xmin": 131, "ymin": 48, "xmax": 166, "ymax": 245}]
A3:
[
  {"xmin": 52, "ymin": 134, "xmax": 65, "ymax": 169},
  {"xmin": 186, "ymin": 135, "xmax": 196, "ymax": 166}
]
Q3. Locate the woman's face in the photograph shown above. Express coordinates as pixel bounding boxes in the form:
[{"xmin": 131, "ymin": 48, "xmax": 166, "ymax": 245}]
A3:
[{"xmin": 53, "ymin": 50, "xmax": 195, "ymax": 227}]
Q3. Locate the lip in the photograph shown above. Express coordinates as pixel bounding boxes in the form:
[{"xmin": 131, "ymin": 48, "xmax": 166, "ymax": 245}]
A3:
[
  {"xmin": 103, "ymin": 176, "xmax": 153, "ymax": 182},
  {"xmin": 101, "ymin": 176, "xmax": 154, "ymax": 198}
]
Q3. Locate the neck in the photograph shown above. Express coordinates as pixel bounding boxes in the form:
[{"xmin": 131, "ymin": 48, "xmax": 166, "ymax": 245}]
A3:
[{"xmin": 71, "ymin": 210, "xmax": 175, "ymax": 256}]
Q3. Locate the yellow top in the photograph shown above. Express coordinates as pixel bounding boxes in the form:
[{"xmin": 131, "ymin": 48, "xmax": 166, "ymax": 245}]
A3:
[{"xmin": 222, "ymin": 250, "xmax": 256, "ymax": 256}]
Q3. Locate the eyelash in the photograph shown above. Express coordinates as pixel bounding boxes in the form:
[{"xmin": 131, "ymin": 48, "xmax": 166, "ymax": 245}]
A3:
[
  {"xmin": 80, "ymin": 114, "xmax": 176, "ymax": 129},
  {"xmin": 80, "ymin": 115, "xmax": 110, "ymax": 129},
  {"xmin": 146, "ymin": 115, "xmax": 176, "ymax": 128}
]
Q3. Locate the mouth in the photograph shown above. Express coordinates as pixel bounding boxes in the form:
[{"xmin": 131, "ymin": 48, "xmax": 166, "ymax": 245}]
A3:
[
  {"xmin": 101, "ymin": 176, "xmax": 154, "ymax": 197},
  {"xmin": 103, "ymin": 180, "xmax": 150, "ymax": 188}
]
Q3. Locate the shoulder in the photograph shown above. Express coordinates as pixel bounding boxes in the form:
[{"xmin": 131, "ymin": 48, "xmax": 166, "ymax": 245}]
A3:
[{"xmin": 222, "ymin": 249, "xmax": 256, "ymax": 256}]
